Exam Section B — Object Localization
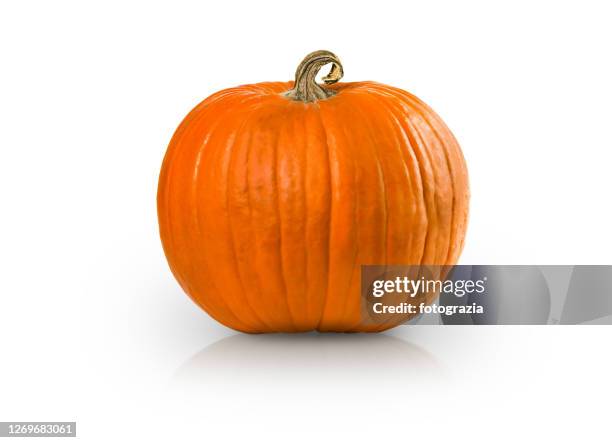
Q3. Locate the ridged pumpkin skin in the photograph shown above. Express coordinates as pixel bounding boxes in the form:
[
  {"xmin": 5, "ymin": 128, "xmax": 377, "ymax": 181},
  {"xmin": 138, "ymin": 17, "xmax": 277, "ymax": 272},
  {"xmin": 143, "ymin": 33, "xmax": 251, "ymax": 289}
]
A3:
[{"xmin": 158, "ymin": 79, "xmax": 469, "ymax": 333}]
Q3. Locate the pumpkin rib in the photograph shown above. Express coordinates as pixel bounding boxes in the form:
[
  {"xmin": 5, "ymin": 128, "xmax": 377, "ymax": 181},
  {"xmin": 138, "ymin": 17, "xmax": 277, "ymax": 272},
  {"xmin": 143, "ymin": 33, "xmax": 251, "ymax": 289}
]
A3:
[
  {"xmin": 309, "ymin": 103, "xmax": 334, "ymax": 331},
  {"xmin": 302, "ymin": 107, "xmax": 329, "ymax": 330},
  {"xmin": 299, "ymin": 105, "xmax": 320, "ymax": 328},
  {"xmin": 198, "ymin": 91, "xmax": 280, "ymax": 331},
  {"xmin": 383, "ymin": 90, "xmax": 435, "ymax": 268},
  {"xmin": 313, "ymin": 101, "xmax": 334, "ymax": 331},
  {"xmin": 389, "ymin": 96, "xmax": 453, "ymax": 314},
  {"xmin": 315, "ymin": 102, "xmax": 338, "ymax": 331},
  {"xmin": 270, "ymin": 108, "xmax": 292, "ymax": 330},
  {"xmin": 314, "ymin": 104, "xmax": 333, "ymax": 331},
  {"xmin": 348, "ymin": 101, "xmax": 366, "ymax": 330},
  {"xmin": 408, "ymin": 107, "xmax": 443, "ymax": 266},
  {"xmin": 340, "ymin": 87, "xmax": 415, "ymax": 332},
  {"xmin": 159, "ymin": 90, "xmax": 219, "ymax": 292},
  {"xmin": 211, "ymin": 95, "xmax": 293, "ymax": 331},
  {"xmin": 377, "ymin": 99, "xmax": 423, "ymax": 330},
  {"xmin": 275, "ymin": 105, "xmax": 310, "ymax": 330},
  {"xmin": 376, "ymin": 92, "xmax": 429, "ymax": 264},
  {"xmin": 409, "ymin": 103, "xmax": 451, "ymax": 266},
  {"xmin": 159, "ymin": 108, "xmax": 195, "ymax": 294},
  {"xmin": 239, "ymin": 107, "xmax": 280, "ymax": 330},
  {"xmin": 164, "ymin": 91, "xmax": 259, "ymax": 330},
  {"xmin": 354, "ymin": 85, "xmax": 454, "ymax": 330},
  {"xmin": 382, "ymin": 86, "xmax": 461, "ymax": 265},
  {"xmin": 378, "ymin": 90, "xmax": 444, "ymax": 330},
  {"xmin": 243, "ymin": 104, "xmax": 280, "ymax": 331},
  {"xmin": 423, "ymin": 109, "xmax": 469, "ymax": 262},
  {"xmin": 370, "ymin": 89, "xmax": 426, "ymax": 264},
  {"xmin": 194, "ymin": 133, "xmax": 250, "ymax": 330},
  {"xmin": 338, "ymin": 91, "xmax": 390, "ymax": 331},
  {"xmin": 292, "ymin": 106, "xmax": 331, "ymax": 329},
  {"xmin": 394, "ymin": 98, "xmax": 435, "ymax": 268},
  {"xmin": 422, "ymin": 109, "xmax": 457, "ymax": 265},
  {"xmin": 193, "ymin": 96, "xmax": 270, "ymax": 331},
  {"xmin": 247, "ymin": 104, "xmax": 300, "ymax": 331},
  {"xmin": 333, "ymin": 96, "xmax": 365, "ymax": 330},
  {"xmin": 364, "ymin": 89, "xmax": 408, "ymax": 331},
  {"xmin": 316, "ymin": 101, "xmax": 362, "ymax": 331},
  {"xmin": 366, "ymin": 92, "xmax": 390, "ymax": 294},
  {"xmin": 416, "ymin": 98, "xmax": 466, "ymax": 263},
  {"xmin": 343, "ymin": 97, "xmax": 370, "ymax": 331},
  {"xmin": 224, "ymin": 100, "xmax": 279, "ymax": 332},
  {"xmin": 376, "ymin": 84, "xmax": 468, "ymax": 264},
  {"xmin": 272, "ymin": 105, "xmax": 300, "ymax": 331},
  {"xmin": 339, "ymin": 112, "xmax": 361, "ymax": 329},
  {"xmin": 406, "ymin": 103, "xmax": 446, "ymax": 267},
  {"xmin": 299, "ymin": 109, "xmax": 311, "ymax": 328},
  {"xmin": 190, "ymin": 124, "xmax": 224, "ymax": 316},
  {"xmin": 356, "ymin": 94, "xmax": 422, "ymax": 330}
]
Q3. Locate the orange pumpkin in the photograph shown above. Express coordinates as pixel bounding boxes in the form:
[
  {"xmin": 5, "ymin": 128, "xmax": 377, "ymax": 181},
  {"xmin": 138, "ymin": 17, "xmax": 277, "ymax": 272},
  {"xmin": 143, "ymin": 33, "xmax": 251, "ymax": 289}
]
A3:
[{"xmin": 157, "ymin": 50, "xmax": 469, "ymax": 333}]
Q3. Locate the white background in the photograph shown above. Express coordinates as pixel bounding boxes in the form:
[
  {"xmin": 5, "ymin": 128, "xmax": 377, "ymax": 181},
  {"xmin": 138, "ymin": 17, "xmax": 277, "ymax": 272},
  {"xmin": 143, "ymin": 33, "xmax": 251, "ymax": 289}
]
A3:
[{"xmin": 1, "ymin": 0, "xmax": 611, "ymax": 441}]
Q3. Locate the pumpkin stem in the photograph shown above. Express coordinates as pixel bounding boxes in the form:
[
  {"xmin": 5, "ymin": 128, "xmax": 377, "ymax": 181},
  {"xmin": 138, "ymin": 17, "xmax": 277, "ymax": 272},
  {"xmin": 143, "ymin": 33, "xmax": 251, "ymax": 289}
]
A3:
[{"xmin": 284, "ymin": 50, "xmax": 344, "ymax": 103}]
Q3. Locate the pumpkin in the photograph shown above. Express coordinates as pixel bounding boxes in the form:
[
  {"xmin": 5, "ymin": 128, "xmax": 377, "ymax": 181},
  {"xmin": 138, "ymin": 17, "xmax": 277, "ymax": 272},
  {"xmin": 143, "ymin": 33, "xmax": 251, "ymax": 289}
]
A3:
[{"xmin": 157, "ymin": 50, "xmax": 469, "ymax": 333}]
